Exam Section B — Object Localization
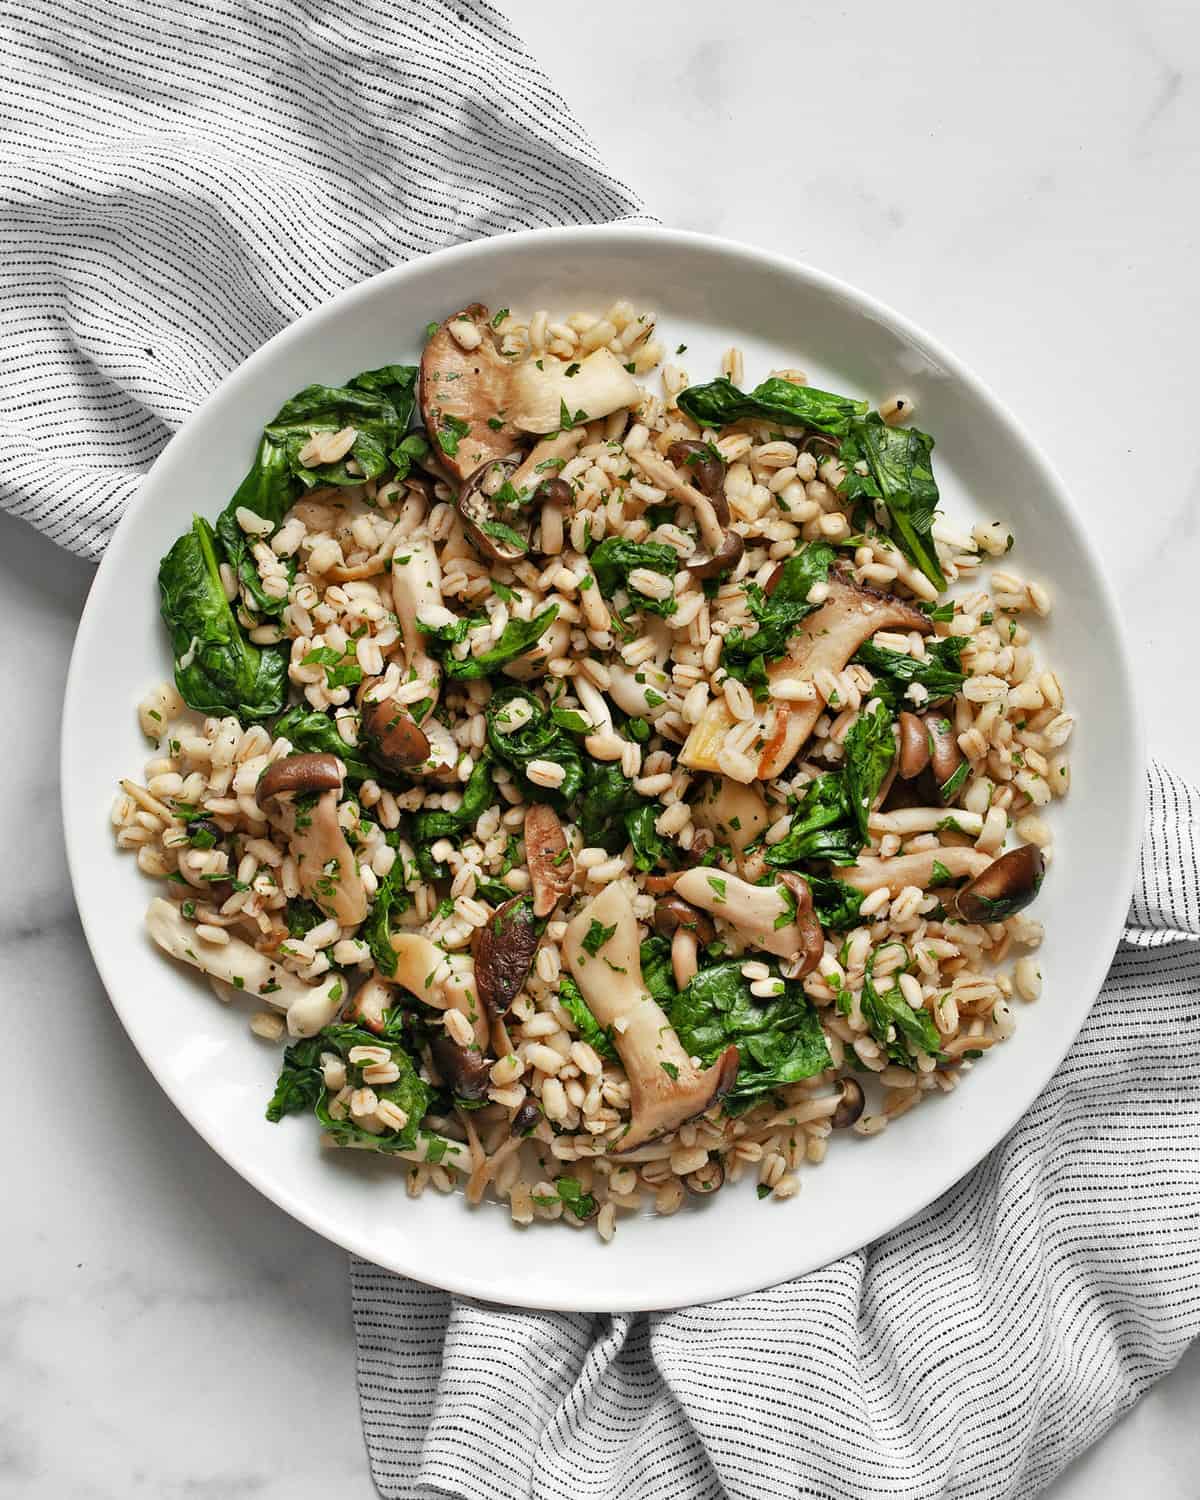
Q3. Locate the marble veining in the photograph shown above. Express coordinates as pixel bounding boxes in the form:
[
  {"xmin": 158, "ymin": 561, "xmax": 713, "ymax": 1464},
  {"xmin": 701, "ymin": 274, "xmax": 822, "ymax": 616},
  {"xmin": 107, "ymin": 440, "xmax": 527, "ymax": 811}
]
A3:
[{"xmin": 5, "ymin": 0, "xmax": 1200, "ymax": 1493}]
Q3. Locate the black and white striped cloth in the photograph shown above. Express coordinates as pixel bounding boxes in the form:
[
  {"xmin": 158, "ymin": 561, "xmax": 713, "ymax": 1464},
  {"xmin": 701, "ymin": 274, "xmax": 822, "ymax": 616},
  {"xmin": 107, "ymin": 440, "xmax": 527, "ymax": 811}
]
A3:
[
  {"xmin": 5, "ymin": 6, "xmax": 1197, "ymax": 1498},
  {"xmin": 355, "ymin": 762, "xmax": 1200, "ymax": 1499}
]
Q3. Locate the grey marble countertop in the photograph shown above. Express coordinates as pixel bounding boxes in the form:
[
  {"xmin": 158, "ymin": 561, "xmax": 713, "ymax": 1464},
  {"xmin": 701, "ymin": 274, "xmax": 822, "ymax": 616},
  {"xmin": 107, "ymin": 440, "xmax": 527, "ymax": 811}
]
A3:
[{"xmin": 5, "ymin": 0, "xmax": 1199, "ymax": 1493}]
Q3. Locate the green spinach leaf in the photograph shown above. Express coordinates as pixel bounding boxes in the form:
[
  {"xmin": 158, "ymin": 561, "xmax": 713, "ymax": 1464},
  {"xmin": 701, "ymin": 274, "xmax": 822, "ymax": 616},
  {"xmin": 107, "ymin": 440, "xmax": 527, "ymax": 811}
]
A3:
[
  {"xmin": 838, "ymin": 414, "xmax": 945, "ymax": 589},
  {"xmin": 158, "ymin": 516, "xmax": 286, "ymax": 720},
  {"xmin": 559, "ymin": 975, "xmax": 616, "ymax": 1060},
  {"xmin": 842, "ymin": 699, "xmax": 895, "ymax": 842},
  {"xmin": 677, "ymin": 376, "xmax": 868, "ymax": 437},
  {"xmin": 440, "ymin": 606, "xmax": 559, "ymax": 679},
  {"xmin": 853, "ymin": 635, "xmax": 967, "ymax": 705},
  {"xmin": 273, "ymin": 704, "xmax": 375, "ymax": 783},
  {"xmin": 763, "ymin": 773, "xmax": 863, "ymax": 868},
  {"xmin": 590, "ymin": 538, "xmax": 678, "ymax": 618},
  {"xmin": 670, "ymin": 960, "xmax": 831, "ymax": 1112}
]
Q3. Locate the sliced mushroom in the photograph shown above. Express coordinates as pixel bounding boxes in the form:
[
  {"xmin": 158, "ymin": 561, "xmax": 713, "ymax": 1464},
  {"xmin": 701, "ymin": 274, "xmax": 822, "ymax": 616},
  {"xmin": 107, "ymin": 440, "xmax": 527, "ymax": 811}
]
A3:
[
  {"xmin": 359, "ymin": 694, "xmax": 431, "ymax": 773},
  {"xmin": 563, "ymin": 885, "xmax": 739, "ymax": 1150},
  {"xmin": 387, "ymin": 541, "xmax": 458, "ymax": 781},
  {"xmin": 471, "ymin": 897, "xmax": 538, "ymax": 1019},
  {"xmin": 897, "ymin": 711, "xmax": 930, "ymax": 780},
  {"xmin": 508, "ymin": 428, "xmax": 584, "ymax": 494},
  {"xmin": 831, "ymin": 1078, "xmax": 864, "ymax": 1129},
  {"xmin": 673, "ymin": 867, "xmax": 819, "ymax": 962},
  {"xmin": 950, "ymin": 844, "xmax": 1045, "ymax": 923},
  {"xmin": 457, "ymin": 455, "xmax": 529, "ymax": 564},
  {"xmin": 653, "ymin": 894, "xmax": 716, "ymax": 989},
  {"xmin": 145, "ymin": 897, "xmax": 343, "ymax": 1037},
  {"xmin": 419, "ymin": 305, "xmax": 522, "ymax": 481},
  {"xmin": 346, "ymin": 975, "xmax": 392, "ymax": 1034},
  {"xmin": 509, "ymin": 348, "xmax": 640, "ymax": 434},
  {"xmin": 667, "ymin": 439, "xmax": 726, "ymax": 500},
  {"xmin": 257, "ymin": 764, "xmax": 367, "ymax": 929},
  {"xmin": 524, "ymin": 804, "xmax": 573, "ymax": 917},
  {"xmin": 924, "ymin": 712, "xmax": 965, "ymax": 801},
  {"xmin": 388, "ymin": 932, "xmax": 489, "ymax": 1050},
  {"xmin": 628, "ymin": 443, "xmax": 725, "ymax": 552},
  {"xmin": 429, "ymin": 1034, "xmax": 492, "ymax": 1101},
  {"xmin": 686, "ymin": 529, "xmax": 744, "ymax": 582},
  {"xmin": 255, "ymin": 753, "xmax": 343, "ymax": 806},
  {"xmin": 510, "ymin": 1098, "xmax": 543, "ymax": 1137},
  {"xmin": 680, "ymin": 574, "xmax": 933, "ymax": 782},
  {"xmin": 690, "ymin": 777, "xmax": 770, "ymax": 866},
  {"xmin": 841, "ymin": 847, "xmax": 994, "ymax": 897},
  {"xmin": 775, "ymin": 872, "xmax": 825, "ymax": 979}
]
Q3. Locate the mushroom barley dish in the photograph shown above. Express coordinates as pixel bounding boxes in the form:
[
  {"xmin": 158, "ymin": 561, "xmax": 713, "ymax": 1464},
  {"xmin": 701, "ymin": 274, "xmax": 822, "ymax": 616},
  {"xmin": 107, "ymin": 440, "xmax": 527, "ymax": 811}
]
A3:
[{"xmin": 115, "ymin": 299, "xmax": 1070, "ymax": 1240}]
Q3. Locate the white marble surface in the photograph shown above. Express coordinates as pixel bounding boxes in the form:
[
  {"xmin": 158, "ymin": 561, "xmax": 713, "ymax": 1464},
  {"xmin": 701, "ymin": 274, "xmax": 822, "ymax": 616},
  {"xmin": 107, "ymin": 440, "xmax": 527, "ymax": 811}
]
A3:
[{"xmin": 4, "ymin": 0, "xmax": 1199, "ymax": 1494}]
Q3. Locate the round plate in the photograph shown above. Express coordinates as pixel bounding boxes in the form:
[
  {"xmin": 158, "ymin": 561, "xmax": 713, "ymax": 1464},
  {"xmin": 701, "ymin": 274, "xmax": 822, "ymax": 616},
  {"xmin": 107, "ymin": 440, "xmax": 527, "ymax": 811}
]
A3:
[{"xmin": 63, "ymin": 227, "xmax": 1143, "ymax": 1311}]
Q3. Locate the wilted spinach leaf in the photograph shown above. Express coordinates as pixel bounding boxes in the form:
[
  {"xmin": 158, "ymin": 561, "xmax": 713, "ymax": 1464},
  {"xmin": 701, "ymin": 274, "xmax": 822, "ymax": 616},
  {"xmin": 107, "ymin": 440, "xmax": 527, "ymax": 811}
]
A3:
[
  {"xmin": 639, "ymin": 936, "xmax": 678, "ymax": 1006},
  {"xmin": 853, "ymin": 635, "xmax": 967, "ymax": 706},
  {"xmin": 860, "ymin": 958, "xmax": 943, "ymax": 1068},
  {"xmin": 763, "ymin": 773, "xmax": 863, "ymax": 868},
  {"xmin": 440, "ymin": 606, "xmax": 559, "ymax": 679},
  {"xmin": 806, "ymin": 875, "xmax": 865, "ymax": 930},
  {"xmin": 721, "ymin": 543, "xmax": 834, "ymax": 689},
  {"xmin": 590, "ymin": 538, "xmax": 678, "ymax": 617},
  {"xmin": 485, "ymin": 685, "xmax": 584, "ymax": 801},
  {"xmin": 158, "ymin": 516, "xmax": 286, "ymax": 720},
  {"xmin": 842, "ymin": 699, "xmax": 895, "ymax": 842},
  {"xmin": 671, "ymin": 960, "xmax": 831, "ymax": 1112},
  {"xmin": 839, "ymin": 415, "xmax": 945, "ymax": 590},
  {"xmin": 677, "ymin": 376, "xmax": 867, "ymax": 437}
]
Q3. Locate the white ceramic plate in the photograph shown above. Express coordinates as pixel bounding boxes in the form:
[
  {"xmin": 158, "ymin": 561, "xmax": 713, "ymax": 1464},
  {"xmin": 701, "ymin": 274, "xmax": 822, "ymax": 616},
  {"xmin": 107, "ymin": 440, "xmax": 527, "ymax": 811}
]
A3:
[{"xmin": 63, "ymin": 227, "xmax": 1143, "ymax": 1311}]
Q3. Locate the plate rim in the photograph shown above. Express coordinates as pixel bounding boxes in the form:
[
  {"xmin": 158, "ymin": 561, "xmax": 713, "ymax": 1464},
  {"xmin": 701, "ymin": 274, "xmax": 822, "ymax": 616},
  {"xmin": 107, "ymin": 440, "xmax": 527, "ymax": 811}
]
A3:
[{"xmin": 62, "ymin": 224, "xmax": 1146, "ymax": 1310}]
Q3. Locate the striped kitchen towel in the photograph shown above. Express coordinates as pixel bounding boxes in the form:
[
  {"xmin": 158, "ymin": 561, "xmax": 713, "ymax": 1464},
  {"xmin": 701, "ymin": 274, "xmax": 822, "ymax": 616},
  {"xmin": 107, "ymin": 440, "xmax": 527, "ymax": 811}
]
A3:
[
  {"xmin": 4, "ymin": 4, "xmax": 1197, "ymax": 1498},
  {"xmin": 0, "ymin": 0, "xmax": 646, "ymax": 557},
  {"xmin": 353, "ymin": 761, "xmax": 1200, "ymax": 1499}
]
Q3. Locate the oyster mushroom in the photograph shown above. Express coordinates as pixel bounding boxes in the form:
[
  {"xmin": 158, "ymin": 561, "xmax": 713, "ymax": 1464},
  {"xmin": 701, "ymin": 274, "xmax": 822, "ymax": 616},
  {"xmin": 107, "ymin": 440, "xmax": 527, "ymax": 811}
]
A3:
[
  {"xmin": 775, "ymin": 871, "xmax": 825, "ymax": 979},
  {"xmin": 457, "ymin": 455, "xmax": 530, "ymax": 564},
  {"xmin": 145, "ymin": 897, "xmax": 343, "ymax": 1037},
  {"xmin": 524, "ymin": 804, "xmax": 573, "ymax": 917},
  {"xmin": 471, "ymin": 896, "xmax": 538, "ymax": 1020},
  {"xmin": 420, "ymin": 304, "xmax": 522, "ymax": 481},
  {"xmin": 508, "ymin": 428, "xmax": 584, "ymax": 494},
  {"xmin": 653, "ymin": 893, "xmax": 716, "ymax": 989},
  {"xmin": 831, "ymin": 1077, "xmax": 865, "ymax": 1129},
  {"xmin": 680, "ymin": 573, "xmax": 932, "ymax": 782},
  {"xmin": 359, "ymin": 694, "xmax": 431, "ymax": 774},
  {"xmin": 255, "ymin": 752, "xmax": 342, "ymax": 805},
  {"xmin": 386, "ymin": 539, "xmax": 458, "ymax": 780},
  {"xmin": 388, "ymin": 932, "xmax": 489, "ymax": 1050},
  {"xmin": 924, "ymin": 712, "xmax": 965, "ymax": 802},
  {"xmin": 841, "ymin": 846, "xmax": 994, "ymax": 898},
  {"xmin": 950, "ymin": 844, "xmax": 1045, "ymax": 923},
  {"xmin": 628, "ymin": 443, "xmax": 726, "ymax": 552},
  {"xmin": 897, "ymin": 711, "xmax": 930, "ymax": 780},
  {"xmin": 256, "ymin": 756, "xmax": 367, "ymax": 928},
  {"xmin": 429, "ymin": 1034, "xmax": 492, "ymax": 1100},
  {"xmin": 563, "ymin": 885, "xmax": 739, "ymax": 1151},
  {"xmin": 509, "ymin": 348, "xmax": 641, "ymax": 434},
  {"xmin": 690, "ymin": 777, "xmax": 770, "ymax": 866},
  {"xmin": 346, "ymin": 974, "xmax": 392, "ymax": 1034},
  {"xmin": 661, "ymin": 440, "xmax": 743, "ymax": 581},
  {"xmin": 673, "ymin": 867, "xmax": 823, "ymax": 964}
]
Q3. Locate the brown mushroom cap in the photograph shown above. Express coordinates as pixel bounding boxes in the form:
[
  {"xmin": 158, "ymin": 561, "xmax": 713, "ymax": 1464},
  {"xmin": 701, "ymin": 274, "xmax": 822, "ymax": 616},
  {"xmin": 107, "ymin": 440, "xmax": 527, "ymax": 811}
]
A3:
[
  {"xmin": 951, "ymin": 844, "xmax": 1045, "ymax": 923},
  {"xmin": 256, "ymin": 753, "xmax": 343, "ymax": 807},
  {"xmin": 524, "ymin": 804, "xmax": 573, "ymax": 918},
  {"xmin": 897, "ymin": 711, "xmax": 931, "ymax": 780},
  {"xmin": 429, "ymin": 1034, "xmax": 492, "ymax": 1100},
  {"xmin": 667, "ymin": 439, "xmax": 726, "ymax": 501},
  {"xmin": 457, "ymin": 455, "xmax": 530, "ymax": 564},
  {"xmin": 510, "ymin": 1098, "xmax": 542, "ymax": 1137},
  {"xmin": 471, "ymin": 896, "xmax": 538, "ymax": 1020},
  {"xmin": 419, "ymin": 305, "xmax": 522, "ymax": 481},
  {"xmin": 924, "ymin": 712, "xmax": 965, "ymax": 800},
  {"xmin": 534, "ymin": 476, "xmax": 573, "ymax": 509},
  {"xmin": 831, "ymin": 1077, "xmax": 865, "ymax": 1129},
  {"xmin": 360, "ymin": 694, "xmax": 432, "ymax": 773},
  {"xmin": 776, "ymin": 871, "xmax": 824, "ymax": 978},
  {"xmin": 686, "ymin": 527, "xmax": 744, "ymax": 582},
  {"xmin": 652, "ymin": 893, "xmax": 716, "ymax": 946}
]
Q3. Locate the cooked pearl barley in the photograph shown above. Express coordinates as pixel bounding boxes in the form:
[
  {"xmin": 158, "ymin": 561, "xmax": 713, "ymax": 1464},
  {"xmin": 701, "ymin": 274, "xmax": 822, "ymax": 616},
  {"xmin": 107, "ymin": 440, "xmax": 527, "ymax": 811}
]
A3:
[
  {"xmin": 444, "ymin": 1009, "xmax": 475, "ymax": 1047},
  {"xmin": 249, "ymin": 1011, "xmax": 284, "ymax": 1040},
  {"xmin": 527, "ymin": 759, "xmax": 566, "ymax": 790},
  {"xmin": 1014, "ymin": 957, "xmax": 1043, "ymax": 1001}
]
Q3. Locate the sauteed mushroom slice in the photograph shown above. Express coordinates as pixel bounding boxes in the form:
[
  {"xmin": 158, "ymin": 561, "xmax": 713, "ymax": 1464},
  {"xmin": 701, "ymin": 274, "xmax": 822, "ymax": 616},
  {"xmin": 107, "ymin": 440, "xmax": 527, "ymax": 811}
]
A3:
[
  {"xmin": 563, "ymin": 885, "xmax": 739, "ymax": 1151},
  {"xmin": 897, "ymin": 712, "xmax": 930, "ymax": 780},
  {"xmin": 509, "ymin": 348, "xmax": 640, "ymax": 434},
  {"xmin": 255, "ymin": 753, "xmax": 343, "ymax": 806},
  {"xmin": 667, "ymin": 439, "xmax": 726, "ymax": 500},
  {"xmin": 457, "ymin": 455, "xmax": 530, "ymax": 564},
  {"xmin": 776, "ymin": 871, "xmax": 825, "ymax": 979},
  {"xmin": 429, "ymin": 1034, "xmax": 492, "ymax": 1101},
  {"xmin": 472, "ymin": 896, "xmax": 538, "ymax": 1020},
  {"xmin": 653, "ymin": 893, "xmax": 716, "ymax": 988},
  {"xmin": 951, "ymin": 844, "xmax": 1045, "ymax": 923},
  {"xmin": 924, "ymin": 712, "xmax": 966, "ymax": 802},
  {"xmin": 841, "ymin": 847, "xmax": 993, "ymax": 898},
  {"xmin": 831, "ymin": 1078, "xmax": 865, "ymax": 1129},
  {"xmin": 524, "ymin": 804, "xmax": 573, "ymax": 917},
  {"xmin": 420, "ymin": 304, "xmax": 522, "ymax": 481},
  {"xmin": 673, "ymin": 867, "xmax": 818, "ymax": 961},
  {"xmin": 359, "ymin": 695, "xmax": 431, "ymax": 774}
]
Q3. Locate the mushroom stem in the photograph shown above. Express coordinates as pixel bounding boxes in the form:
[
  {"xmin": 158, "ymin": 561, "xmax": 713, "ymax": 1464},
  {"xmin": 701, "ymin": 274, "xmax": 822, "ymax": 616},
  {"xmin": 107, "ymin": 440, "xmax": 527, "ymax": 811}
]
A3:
[
  {"xmin": 841, "ymin": 847, "xmax": 993, "ymax": 897},
  {"xmin": 670, "ymin": 927, "xmax": 699, "ymax": 989},
  {"xmin": 673, "ymin": 867, "xmax": 817, "ymax": 960},
  {"xmin": 387, "ymin": 933, "xmax": 489, "ymax": 1049},
  {"xmin": 628, "ymin": 444, "xmax": 726, "ymax": 552},
  {"xmin": 563, "ymin": 886, "xmax": 738, "ymax": 1150}
]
